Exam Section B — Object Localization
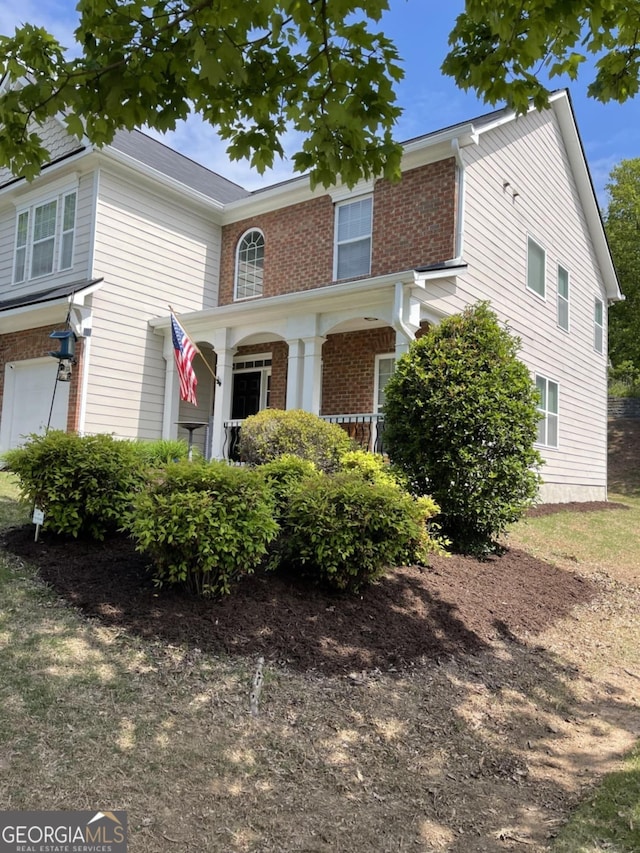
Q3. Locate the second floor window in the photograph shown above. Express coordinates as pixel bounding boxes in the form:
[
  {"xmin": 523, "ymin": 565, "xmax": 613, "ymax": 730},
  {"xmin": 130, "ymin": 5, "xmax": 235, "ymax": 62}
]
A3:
[
  {"xmin": 14, "ymin": 191, "xmax": 77, "ymax": 284},
  {"xmin": 526, "ymin": 236, "xmax": 546, "ymax": 299},
  {"xmin": 235, "ymin": 229, "xmax": 264, "ymax": 300},
  {"xmin": 594, "ymin": 297, "xmax": 604, "ymax": 354},
  {"xmin": 335, "ymin": 196, "xmax": 372, "ymax": 280},
  {"xmin": 557, "ymin": 265, "xmax": 569, "ymax": 331}
]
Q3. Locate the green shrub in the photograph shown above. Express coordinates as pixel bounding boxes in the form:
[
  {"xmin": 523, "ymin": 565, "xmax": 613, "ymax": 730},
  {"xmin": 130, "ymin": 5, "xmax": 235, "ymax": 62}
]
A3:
[
  {"xmin": 135, "ymin": 438, "xmax": 192, "ymax": 466},
  {"xmin": 239, "ymin": 408, "xmax": 354, "ymax": 472},
  {"xmin": 278, "ymin": 471, "xmax": 443, "ymax": 592},
  {"xmin": 384, "ymin": 302, "xmax": 543, "ymax": 556},
  {"xmin": 4, "ymin": 431, "xmax": 146, "ymax": 539},
  {"xmin": 339, "ymin": 449, "xmax": 406, "ymax": 489},
  {"xmin": 258, "ymin": 454, "xmax": 320, "ymax": 516},
  {"xmin": 608, "ymin": 360, "xmax": 640, "ymax": 398},
  {"xmin": 129, "ymin": 461, "xmax": 278, "ymax": 596}
]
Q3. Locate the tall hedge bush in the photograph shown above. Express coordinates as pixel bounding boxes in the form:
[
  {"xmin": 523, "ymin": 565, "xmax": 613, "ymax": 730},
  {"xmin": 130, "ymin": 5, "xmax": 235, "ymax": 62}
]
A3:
[
  {"xmin": 384, "ymin": 302, "xmax": 543, "ymax": 555},
  {"xmin": 239, "ymin": 408, "xmax": 353, "ymax": 472},
  {"xmin": 129, "ymin": 461, "xmax": 278, "ymax": 596},
  {"xmin": 4, "ymin": 430, "xmax": 146, "ymax": 539}
]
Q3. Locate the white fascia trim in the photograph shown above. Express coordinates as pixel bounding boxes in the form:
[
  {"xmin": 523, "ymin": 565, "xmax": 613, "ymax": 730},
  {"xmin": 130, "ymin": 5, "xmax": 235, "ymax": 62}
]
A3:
[
  {"xmin": 0, "ymin": 281, "xmax": 103, "ymax": 334},
  {"xmin": 149, "ymin": 266, "xmax": 464, "ymax": 336},
  {"xmin": 97, "ymin": 147, "xmax": 226, "ymax": 219},
  {"xmin": 549, "ymin": 93, "xmax": 622, "ymax": 303},
  {"xmin": 0, "ymin": 148, "xmax": 89, "ymax": 201}
]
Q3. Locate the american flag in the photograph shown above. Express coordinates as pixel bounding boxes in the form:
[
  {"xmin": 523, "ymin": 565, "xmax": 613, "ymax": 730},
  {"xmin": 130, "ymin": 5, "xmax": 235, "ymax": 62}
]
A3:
[{"xmin": 170, "ymin": 312, "xmax": 198, "ymax": 406}]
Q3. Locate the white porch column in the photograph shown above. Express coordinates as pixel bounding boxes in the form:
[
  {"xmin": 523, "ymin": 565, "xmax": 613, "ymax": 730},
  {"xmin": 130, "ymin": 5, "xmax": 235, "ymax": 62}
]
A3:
[
  {"xmin": 286, "ymin": 338, "xmax": 304, "ymax": 410},
  {"xmin": 210, "ymin": 330, "xmax": 236, "ymax": 459},
  {"xmin": 301, "ymin": 336, "xmax": 325, "ymax": 414},
  {"xmin": 161, "ymin": 338, "xmax": 180, "ymax": 440}
]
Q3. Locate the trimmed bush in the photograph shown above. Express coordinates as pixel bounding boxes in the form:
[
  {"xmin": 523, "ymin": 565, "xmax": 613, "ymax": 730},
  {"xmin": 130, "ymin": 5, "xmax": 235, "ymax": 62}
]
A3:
[
  {"xmin": 338, "ymin": 449, "xmax": 406, "ymax": 489},
  {"xmin": 239, "ymin": 408, "xmax": 354, "ymax": 472},
  {"xmin": 384, "ymin": 302, "xmax": 543, "ymax": 555},
  {"xmin": 4, "ymin": 431, "xmax": 146, "ymax": 539},
  {"xmin": 129, "ymin": 461, "xmax": 278, "ymax": 596},
  {"xmin": 278, "ymin": 471, "xmax": 443, "ymax": 592},
  {"xmin": 258, "ymin": 454, "xmax": 320, "ymax": 516}
]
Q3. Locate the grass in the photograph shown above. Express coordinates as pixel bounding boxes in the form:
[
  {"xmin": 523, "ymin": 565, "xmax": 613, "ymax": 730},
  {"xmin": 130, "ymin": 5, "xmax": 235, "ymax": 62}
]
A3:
[
  {"xmin": 552, "ymin": 742, "xmax": 640, "ymax": 852},
  {"xmin": 2, "ymin": 471, "xmax": 640, "ymax": 850},
  {"xmin": 508, "ymin": 495, "xmax": 640, "ymax": 852}
]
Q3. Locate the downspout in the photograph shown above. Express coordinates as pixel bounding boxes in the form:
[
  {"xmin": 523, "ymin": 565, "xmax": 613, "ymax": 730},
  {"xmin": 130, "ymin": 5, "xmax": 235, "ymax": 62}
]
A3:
[
  {"xmin": 393, "ymin": 281, "xmax": 415, "ymax": 351},
  {"xmin": 451, "ymin": 137, "xmax": 465, "ymax": 263}
]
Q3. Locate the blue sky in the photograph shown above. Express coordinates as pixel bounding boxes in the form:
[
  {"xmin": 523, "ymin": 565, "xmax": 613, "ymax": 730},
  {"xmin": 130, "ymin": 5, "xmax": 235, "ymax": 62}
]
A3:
[{"xmin": 1, "ymin": 0, "xmax": 638, "ymax": 203}]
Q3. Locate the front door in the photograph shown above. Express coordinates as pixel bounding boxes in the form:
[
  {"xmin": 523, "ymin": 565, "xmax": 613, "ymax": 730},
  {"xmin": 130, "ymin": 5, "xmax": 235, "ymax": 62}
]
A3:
[{"xmin": 231, "ymin": 371, "xmax": 262, "ymax": 420}]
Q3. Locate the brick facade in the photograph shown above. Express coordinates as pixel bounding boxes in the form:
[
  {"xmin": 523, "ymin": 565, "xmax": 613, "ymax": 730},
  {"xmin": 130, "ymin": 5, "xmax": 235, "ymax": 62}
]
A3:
[
  {"xmin": 0, "ymin": 325, "xmax": 84, "ymax": 434},
  {"xmin": 219, "ymin": 159, "xmax": 457, "ymax": 306},
  {"xmin": 320, "ymin": 327, "xmax": 396, "ymax": 415}
]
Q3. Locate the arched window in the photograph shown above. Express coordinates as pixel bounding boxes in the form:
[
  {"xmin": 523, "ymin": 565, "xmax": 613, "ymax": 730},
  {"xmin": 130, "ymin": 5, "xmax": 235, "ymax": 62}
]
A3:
[{"xmin": 235, "ymin": 229, "xmax": 265, "ymax": 300}]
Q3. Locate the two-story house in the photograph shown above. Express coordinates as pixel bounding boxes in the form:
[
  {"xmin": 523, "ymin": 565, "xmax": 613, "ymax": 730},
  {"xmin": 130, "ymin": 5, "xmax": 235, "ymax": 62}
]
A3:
[{"xmin": 0, "ymin": 89, "xmax": 621, "ymax": 502}]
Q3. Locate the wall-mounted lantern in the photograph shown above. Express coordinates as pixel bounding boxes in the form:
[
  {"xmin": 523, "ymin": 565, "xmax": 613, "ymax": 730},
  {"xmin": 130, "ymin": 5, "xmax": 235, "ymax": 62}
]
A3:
[{"xmin": 49, "ymin": 329, "xmax": 77, "ymax": 382}]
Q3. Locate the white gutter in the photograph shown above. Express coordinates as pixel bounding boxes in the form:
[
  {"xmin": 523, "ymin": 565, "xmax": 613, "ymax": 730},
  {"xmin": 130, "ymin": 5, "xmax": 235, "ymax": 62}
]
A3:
[{"xmin": 451, "ymin": 138, "xmax": 466, "ymax": 262}]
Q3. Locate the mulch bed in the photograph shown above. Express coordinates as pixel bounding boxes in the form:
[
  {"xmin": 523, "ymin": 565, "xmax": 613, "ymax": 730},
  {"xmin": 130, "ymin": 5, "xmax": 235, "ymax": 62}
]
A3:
[
  {"xmin": 527, "ymin": 500, "xmax": 629, "ymax": 518},
  {"xmin": 3, "ymin": 524, "xmax": 597, "ymax": 675}
]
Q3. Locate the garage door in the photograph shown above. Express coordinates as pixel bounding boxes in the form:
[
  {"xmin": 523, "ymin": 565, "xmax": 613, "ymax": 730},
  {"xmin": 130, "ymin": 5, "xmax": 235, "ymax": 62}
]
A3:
[{"xmin": 0, "ymin": 358, "xmax": 70, "ymax": 452}]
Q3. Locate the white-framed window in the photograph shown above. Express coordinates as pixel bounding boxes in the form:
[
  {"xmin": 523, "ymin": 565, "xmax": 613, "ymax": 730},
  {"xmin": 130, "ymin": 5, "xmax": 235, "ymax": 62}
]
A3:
[
  {"xmin": 594, "ymin": 297, "xmax": 604, "ymax": 354},
  {"xmin": 374, "ymin": 354, "xmax": 396, "ymax": 413},
  {"xmin": 526, "ymin": 236, "xmax": 546, "ymax": 299},
  {"xmin": 235, "ymin": 229, "xmax": 265, "ymax": 300},
  {"xmin": 557, "ymin": 265, "xmax": 570, "ymax": 331},
  {"xmin": 334, "ymin": 196, "xmax": 372, "ymax": 280},
  {"xmin": 14, "ymin": 189, "xmax": 77, "ymax": 283},
  {"xmin": 535, "ymin": 375, "xmax": 559, "ymax": 448}
]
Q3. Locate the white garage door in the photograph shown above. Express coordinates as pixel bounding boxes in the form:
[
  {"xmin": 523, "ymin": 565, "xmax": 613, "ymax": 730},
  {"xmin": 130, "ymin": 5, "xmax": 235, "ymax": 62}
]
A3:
[{"xmin": 1, "ymin": 358, "xmax": 70, "ymax": 452}]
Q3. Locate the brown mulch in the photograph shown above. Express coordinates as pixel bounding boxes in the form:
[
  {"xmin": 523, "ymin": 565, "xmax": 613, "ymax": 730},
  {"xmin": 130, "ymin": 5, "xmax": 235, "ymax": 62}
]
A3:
[
  {"xmin": 527, "ymin": 500, "xmax": 629, "ymax": 517},
  {"xmin": 3, "ymin": 524, "xmax": 597, "ymax": 676}
]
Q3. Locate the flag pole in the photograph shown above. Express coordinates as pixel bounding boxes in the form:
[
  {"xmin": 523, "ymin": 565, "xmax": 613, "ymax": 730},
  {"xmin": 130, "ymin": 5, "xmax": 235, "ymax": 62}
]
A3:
[{"xmin": 169, "ymin": 305, "xmax": 220, "ymax": 385}]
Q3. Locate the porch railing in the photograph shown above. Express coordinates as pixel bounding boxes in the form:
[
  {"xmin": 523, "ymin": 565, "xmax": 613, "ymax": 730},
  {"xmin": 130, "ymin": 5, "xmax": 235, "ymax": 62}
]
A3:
[
  {"xmin": 320, "ymin": 413, "xmax": 386, "ymax": 454},
  {"xmin": 222, "ymin": 413, "xmax": 386, "ymax": 462}
]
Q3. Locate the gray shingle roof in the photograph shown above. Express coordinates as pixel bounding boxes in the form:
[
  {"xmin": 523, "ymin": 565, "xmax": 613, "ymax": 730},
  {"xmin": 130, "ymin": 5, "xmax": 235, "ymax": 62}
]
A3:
[
  {"xmin": 108, "ymin": 129, "xmax": 249, "ymax": 204},
  {"xmin": 0, "ymin": 279, "xmax": 102, "ymax": 313}
]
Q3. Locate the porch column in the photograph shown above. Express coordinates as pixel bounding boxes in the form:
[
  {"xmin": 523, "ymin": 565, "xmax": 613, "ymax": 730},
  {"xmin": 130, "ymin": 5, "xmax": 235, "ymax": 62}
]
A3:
[
  {"xmin": 301, "ymin": 336, "xmax": 325, "ymax": 414},
  {"xmin": 286, "ymin": 338, "xmax": 304, "ymax": 410},
  {"xmin": 210, "ymin": 330, "xmax": 236, "ymax": 459},
  {"xmin": 161, "ymin": 338, "xmax": 180, "ymax": 440}
]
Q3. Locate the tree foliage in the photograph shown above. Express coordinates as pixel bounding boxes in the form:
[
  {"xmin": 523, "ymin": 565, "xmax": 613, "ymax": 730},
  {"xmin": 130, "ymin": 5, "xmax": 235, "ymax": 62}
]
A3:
[
  {"xmin": 442, "ymin": 1, "xmax": 640, "ymax": 114},
  {"xmin": 605, "ymin": 158, "xmax": 640, "ymax": 369},
  {"xmin": 383, "ymin": 302, "xmax": 542, "ymax": 556},
  {"xmin": 0, "ymin": 0, "xmax": 403, "ymax": 187}
]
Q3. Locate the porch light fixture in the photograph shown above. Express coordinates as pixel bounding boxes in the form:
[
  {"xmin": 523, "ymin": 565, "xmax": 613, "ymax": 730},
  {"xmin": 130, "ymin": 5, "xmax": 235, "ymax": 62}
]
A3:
[{"xmin": 48, "ymin": 329, "xmax": 77, "ymax": 382}]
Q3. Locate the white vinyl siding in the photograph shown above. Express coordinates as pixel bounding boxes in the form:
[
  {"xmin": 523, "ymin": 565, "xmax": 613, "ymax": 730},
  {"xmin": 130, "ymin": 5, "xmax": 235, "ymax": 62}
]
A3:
[
  {"xmin": 235, "ymin": 229, "xmax": 264, "ymax": 300},
  {"xmin": 557, "ymin": 265, "xmax": 569, "ymax": 331},
  {"xmin": 536, "ymin": 375, "xmax": 559, "ymax": 448},
  {"xmin": 594, "ymin": 297, "xmax": 604, "ymax": 354},
  {"xmin": 13, "ymin": 189, "xmax": 78, "ymax": 283},
  {"xmin": 335, "ymin": 196, "xmax": 372, "ymax": 279},
  {"xmin": 87, "ymin": 168, "xmax": 221, "ymax": 441},
  {"xmin": 526, "ymin": 236, "xmax": 546, "ymax": 298},
  {"xmin": 422, "ymin": 106, "xmax": 609, "ymax": 499}
]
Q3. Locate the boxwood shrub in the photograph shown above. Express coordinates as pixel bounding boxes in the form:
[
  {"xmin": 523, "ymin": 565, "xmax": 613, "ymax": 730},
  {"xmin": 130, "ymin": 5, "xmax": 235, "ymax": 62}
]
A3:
[
  {"xmin": 4, "ymin": 430, "xmax": 146, "ymax": 539},
  {"xmin": 239, "ymin": 409, "xmax": 354, "ymax": 472},
  {"xmin": 128, "ymin": 461, "xmax": 278, "ymax": 597},
  {"xmin": 278, "ymin": 470, "xmax": 443, "ymax": 592}
]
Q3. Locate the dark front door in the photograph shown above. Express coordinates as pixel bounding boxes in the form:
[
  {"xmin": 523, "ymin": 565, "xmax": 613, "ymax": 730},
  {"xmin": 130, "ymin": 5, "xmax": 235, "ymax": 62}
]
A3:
[{"xmin": 231, "ymin": 371, "xmax": 261, "ymax": 420}]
